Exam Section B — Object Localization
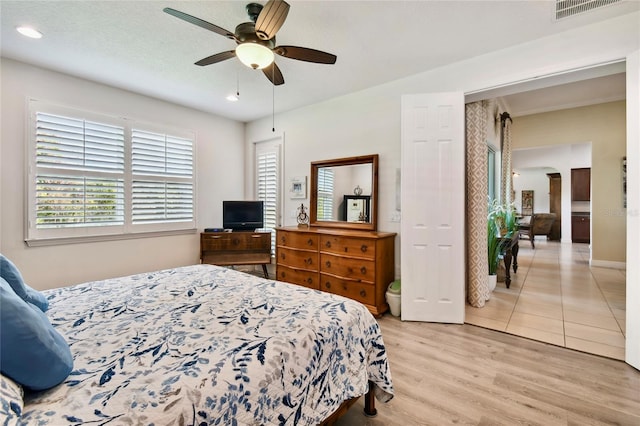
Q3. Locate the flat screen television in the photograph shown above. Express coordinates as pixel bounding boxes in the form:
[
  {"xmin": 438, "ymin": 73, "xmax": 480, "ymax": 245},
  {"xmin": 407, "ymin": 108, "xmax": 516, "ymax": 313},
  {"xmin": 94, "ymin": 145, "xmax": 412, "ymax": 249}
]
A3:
[{"xmin": 222, "ymin": 201, "xmax": 264, "ymax": 231}]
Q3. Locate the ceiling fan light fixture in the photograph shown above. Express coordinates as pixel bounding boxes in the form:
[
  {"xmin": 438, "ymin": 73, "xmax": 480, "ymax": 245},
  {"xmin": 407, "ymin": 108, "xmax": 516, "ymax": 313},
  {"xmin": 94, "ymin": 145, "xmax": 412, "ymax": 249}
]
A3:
[{"xmin": 235, "ymin": 43, "xmax": 274, "ymax": 69}]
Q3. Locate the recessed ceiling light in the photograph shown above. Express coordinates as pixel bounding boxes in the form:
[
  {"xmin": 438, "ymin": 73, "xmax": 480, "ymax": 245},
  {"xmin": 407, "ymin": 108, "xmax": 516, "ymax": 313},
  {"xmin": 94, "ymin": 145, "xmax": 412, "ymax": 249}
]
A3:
[
  {"xmin": 16, "ymin": 26, "xmax": 43, "ymax": 39},
  {"xmin": 226, "ymin": 94, "xmax": 239, "ymax": 102}
]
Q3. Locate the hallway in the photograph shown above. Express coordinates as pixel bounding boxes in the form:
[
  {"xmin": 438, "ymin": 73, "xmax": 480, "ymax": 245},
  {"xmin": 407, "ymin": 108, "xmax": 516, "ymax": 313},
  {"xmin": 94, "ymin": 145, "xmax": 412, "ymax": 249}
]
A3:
[{"xmin": 465, "ymin": 240, "xmax": 626, "ymax": 360}]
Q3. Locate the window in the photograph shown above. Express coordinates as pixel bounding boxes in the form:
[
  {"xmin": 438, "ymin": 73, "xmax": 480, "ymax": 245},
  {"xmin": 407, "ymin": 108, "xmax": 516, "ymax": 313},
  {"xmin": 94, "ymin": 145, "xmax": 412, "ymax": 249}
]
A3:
[
  {"xmin": 255, "ymin": 139, "xmax": 281, "ymax": 255},
  {"xmin": 487, "ymin": 146, "xmax": 496, "ymax": 202},
  {"xmin": 27, "ymin": 100, "xmax": 195, "ymax": 245},
  {"xmin": 131, "ymin": 129, "xmax": 194, "ymax": 224},
  {"xmin": 316, "ymin": 167, "xmax": 334, "ymax": 221}
]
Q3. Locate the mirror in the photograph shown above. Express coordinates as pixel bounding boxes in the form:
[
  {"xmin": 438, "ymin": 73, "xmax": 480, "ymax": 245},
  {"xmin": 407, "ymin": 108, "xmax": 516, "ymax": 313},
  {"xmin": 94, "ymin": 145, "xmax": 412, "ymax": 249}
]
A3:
[{"xmin": 310, "ymin": 154, "xmax": 378, "ymax": 231}]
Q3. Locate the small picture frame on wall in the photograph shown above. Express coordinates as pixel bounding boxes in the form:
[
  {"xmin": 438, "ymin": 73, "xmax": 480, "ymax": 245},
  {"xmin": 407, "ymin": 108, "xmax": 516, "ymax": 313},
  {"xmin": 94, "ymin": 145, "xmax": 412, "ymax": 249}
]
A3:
[
  {"xmin": 290, "ymin": 176, "xmax": 307, "ymax": 199},
  {"xmin": 521, "ymin": 190, "xmax": 534, "ymax": 216}
]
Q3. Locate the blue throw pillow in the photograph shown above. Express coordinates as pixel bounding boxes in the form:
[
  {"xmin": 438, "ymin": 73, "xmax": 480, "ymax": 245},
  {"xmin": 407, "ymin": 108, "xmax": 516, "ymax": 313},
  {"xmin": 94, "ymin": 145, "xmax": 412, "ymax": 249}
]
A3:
[
  {"xmin": 0, "ymin": 278, "xmax": 73, "ymax": 391},
  {"xmin": 0, "ymin": 254, "xmax": 49, "ymax": 312}
]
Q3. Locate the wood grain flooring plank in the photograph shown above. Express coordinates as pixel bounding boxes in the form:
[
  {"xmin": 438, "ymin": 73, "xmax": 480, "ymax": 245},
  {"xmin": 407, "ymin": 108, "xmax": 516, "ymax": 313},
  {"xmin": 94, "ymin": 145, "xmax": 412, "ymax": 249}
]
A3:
[{"xmin": 337, "ymin": 316, "xmax": 640, "ymax": 426}]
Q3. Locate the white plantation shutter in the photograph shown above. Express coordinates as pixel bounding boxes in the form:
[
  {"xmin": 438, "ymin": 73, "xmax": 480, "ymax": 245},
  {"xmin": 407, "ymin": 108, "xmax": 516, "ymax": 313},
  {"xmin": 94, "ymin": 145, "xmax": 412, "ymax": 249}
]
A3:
[
  {"xmin": 255, "ymin": 140, "xmax": 281, "ymax": 255},
  {"xmin": 317, "ymin": 167, "xmax": 334, "ymax": 221},
  {"xmin": 34, "ymin": 112, "xmax": 125, "ymax": 229},
  {"xmin": 27, "ymin": 101, "xmax": 196, "ymax": 245},
  {"xmin": 131, "ymin": 130, "xmax": 194, "ymax": 224}
]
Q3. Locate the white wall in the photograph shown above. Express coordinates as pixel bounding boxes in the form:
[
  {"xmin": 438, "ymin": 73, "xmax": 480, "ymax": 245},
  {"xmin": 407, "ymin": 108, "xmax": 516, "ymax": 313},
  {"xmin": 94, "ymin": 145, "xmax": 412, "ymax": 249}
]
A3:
[
  {"xmin": 512, "ymin": 169, "xmax": 554, "ymax": 215},
  {"xmin": 245, "ymin": 11, "xmax": 639, "ymax": 275},
  {"xmin": 0, "ymin": 59, "xmax": 245, "ymax": 289}
]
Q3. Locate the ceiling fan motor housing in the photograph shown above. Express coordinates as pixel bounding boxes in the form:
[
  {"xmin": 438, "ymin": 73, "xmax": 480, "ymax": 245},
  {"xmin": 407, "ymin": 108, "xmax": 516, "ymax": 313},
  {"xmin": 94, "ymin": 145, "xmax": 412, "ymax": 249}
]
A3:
[
  {"xmin": 235, "ymin": 22, "xmax": 275, "ymax": 48},
  {"xmin": 246, "ymin": 3, "xmax": 263, "ymax": 23}
]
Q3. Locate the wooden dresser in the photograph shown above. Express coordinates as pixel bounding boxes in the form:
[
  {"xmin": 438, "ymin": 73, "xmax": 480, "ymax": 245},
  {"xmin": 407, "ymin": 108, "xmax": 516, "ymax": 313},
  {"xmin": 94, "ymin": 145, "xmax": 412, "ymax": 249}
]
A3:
[
  {"xmin": 275, "ymin": 226, "xmax": 396, "ymax": 317},
  {"xmin": 200, "ymin": 232, "xmax": 271, "ymax": 278}
]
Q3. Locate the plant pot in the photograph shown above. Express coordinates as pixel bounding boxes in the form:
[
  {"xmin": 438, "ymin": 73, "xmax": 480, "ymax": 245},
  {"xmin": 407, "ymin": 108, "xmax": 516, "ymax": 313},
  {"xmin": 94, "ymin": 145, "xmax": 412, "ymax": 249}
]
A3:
[
  {"xmin": 385, "ymin": 290, "xmax": 401, "ymax": 317},
  {"xmin": 385, "ymin": 280, "xmax": 401, "ymax": 317},
  {"xmin": 488, "ymin": 274, "xmax": 497, "ymax": 292}
]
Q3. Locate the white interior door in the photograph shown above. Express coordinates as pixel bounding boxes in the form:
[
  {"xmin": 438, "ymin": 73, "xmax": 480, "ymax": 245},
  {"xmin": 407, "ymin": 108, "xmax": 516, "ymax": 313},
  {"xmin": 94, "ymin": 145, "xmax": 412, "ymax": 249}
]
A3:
[{"xmin": 401, "ymin": 92, "xmax": 465, "ymax": 323}]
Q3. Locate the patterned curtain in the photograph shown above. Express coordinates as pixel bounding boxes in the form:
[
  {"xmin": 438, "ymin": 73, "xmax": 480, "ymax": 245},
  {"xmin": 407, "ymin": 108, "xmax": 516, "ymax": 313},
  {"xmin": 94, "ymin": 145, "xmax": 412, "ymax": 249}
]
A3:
[
  {"xmin": 466, "ymin": 101, "xmax": 490, "ymax": 307},
  {"xmin": 500, "ymin": 114, "xmax": 513, "ymax": 205}
]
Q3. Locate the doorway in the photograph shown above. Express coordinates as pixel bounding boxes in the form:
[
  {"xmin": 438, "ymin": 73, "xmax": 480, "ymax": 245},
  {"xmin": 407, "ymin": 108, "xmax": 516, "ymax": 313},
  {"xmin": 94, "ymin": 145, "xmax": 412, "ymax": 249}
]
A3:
[{"xmin": 548, "ymin": 172, "xmax": 561, "ymax": 241}]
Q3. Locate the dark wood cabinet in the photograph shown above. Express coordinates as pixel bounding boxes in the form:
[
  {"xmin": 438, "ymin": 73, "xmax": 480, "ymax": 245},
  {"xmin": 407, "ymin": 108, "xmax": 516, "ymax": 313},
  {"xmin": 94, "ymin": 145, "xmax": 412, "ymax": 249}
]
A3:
[
  {"xmin": 200, "ymin": 232, "xmax": 271, "ymax": 277},
  {"xmin": 571, "ymin": 168, "xmax": 591, "ymax": 201},
  {"xmin": 547, "ymin": 173, "xmax": 562, "ymax": 241},
  {"xmin": 276, "ymin": 226, "xmax": 396, "ymax": 317},
  {"xmin": 571, "ymin": 215, "xmax": 590, "ymax": 243}
]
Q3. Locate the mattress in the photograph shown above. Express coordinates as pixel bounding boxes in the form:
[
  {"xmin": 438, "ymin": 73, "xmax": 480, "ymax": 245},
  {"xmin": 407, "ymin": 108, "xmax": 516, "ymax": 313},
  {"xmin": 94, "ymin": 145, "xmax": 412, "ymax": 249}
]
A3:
[{"xmin": 20, "ymin": 264, "xmax": 393, "ymax": 425}]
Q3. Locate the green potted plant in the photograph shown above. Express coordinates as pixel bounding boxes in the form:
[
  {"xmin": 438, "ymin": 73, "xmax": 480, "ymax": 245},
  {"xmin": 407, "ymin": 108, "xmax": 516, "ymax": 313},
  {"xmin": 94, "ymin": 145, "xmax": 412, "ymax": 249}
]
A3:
[{"xmin": 487, "ymin": 199, "xmax": 517, "ymax": 291}]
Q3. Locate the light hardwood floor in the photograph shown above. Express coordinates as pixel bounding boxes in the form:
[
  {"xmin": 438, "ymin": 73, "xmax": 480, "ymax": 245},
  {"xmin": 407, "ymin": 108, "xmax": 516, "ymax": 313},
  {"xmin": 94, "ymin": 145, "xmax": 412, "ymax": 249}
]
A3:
[
  {"xmin": 337, "ymin": 316, "xmax": 640, "ymax": 425},
  {"xmin": 465, "ymin": 240, "xmax": 626, "ymax": 360}
]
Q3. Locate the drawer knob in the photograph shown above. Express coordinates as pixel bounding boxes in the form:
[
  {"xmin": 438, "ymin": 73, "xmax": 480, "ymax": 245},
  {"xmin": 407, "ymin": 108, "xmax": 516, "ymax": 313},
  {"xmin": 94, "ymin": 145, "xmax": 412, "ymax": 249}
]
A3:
[
  {"xmin": 361, "ymin": 245, "xmax": 368, "ymax": 253},
  {"xmin": 325, "ymin": 260, "xmax": 331, "ymax": 268},
  {"xmin": 305, "ymin": 258, "xmax": 313, "ymax": 265},
  {"xmin": 325, "ymin": 241, "xmax": 332, "ymax": 248},
  {"xmin": 281, "ymin": 253, "xmax": 286, "ymax": 259},
  {"xmin": 342, "ymin": 283, "xmax": 347, "ymax": 291},
  {"xmin": 306, "ymin": 277, "xmax": 313, "ymax": 284},
  {"xmin": 360, "ymin": 290, "xmax": 367, "ymax": 298},
  {"xmin": 325, "ymin": 282, "xmax": 331, "ymax": 289},
  {"xmin": 280, "ymin": 272, "xmax": 286, "ymax": 278},
  {"xmin": 307, "ymin": 239, "xmax": 313, "ymax": 246},
  {"xmin": 360, "ymin": 266, "xmax": 367, "ymax": 274}
]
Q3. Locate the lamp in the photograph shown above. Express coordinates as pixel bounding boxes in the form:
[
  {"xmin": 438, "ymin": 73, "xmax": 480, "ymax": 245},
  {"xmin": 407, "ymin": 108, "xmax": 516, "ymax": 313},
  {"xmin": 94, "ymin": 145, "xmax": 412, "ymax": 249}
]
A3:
[{"xmin": 235, "ymin": 43, "xmax": 274, "ymax": 69}]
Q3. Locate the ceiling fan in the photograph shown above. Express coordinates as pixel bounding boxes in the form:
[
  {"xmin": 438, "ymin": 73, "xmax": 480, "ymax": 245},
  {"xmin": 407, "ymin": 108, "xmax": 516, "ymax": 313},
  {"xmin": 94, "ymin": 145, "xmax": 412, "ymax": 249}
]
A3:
[{"xmin": 164, "ymin": 0, "xmax": 337, "ymax": 86}]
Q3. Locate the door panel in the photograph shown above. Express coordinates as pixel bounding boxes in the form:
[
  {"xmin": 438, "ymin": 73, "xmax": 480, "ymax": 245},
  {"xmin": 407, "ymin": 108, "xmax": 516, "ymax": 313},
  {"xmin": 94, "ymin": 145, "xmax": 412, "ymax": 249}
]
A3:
[{"xmin": 401, "ymin": 92, "xmax": 465, "ymax": 323}]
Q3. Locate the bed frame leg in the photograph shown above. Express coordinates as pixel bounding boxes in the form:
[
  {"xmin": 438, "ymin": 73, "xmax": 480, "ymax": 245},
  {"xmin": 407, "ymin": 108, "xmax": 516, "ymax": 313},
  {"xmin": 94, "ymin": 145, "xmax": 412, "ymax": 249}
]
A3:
[{"xmin": 364, "ymin": 381, "xmax": 377, "ymax": 417}]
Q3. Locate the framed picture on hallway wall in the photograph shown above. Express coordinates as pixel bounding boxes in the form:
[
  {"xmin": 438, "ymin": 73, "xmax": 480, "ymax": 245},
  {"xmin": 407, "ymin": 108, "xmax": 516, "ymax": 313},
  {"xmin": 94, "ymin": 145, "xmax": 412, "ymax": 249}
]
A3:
[{"xmin": 521, "ymin": 190, "xmax": 534, "ymax": 216}]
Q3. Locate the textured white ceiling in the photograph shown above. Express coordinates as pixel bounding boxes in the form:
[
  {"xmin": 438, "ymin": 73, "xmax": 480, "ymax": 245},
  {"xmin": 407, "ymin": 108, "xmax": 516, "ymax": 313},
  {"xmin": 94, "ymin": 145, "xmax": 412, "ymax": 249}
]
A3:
[{"xmin": 1, "ymin": 1, "xmax": 636, "ymax": 122}]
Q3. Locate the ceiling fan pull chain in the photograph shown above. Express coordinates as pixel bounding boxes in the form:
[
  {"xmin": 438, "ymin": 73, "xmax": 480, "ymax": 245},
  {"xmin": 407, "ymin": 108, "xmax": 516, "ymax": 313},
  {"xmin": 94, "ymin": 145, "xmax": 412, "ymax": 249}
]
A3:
[{"xmin": 272, "ymin": 64, "xmax": 276, "ymax": 132}]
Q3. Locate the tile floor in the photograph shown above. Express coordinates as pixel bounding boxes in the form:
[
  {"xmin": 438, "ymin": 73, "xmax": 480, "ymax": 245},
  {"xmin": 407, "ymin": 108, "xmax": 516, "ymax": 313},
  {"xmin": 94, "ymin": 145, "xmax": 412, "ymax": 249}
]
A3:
[{"xmin": 465, "ymin": 238, "xmax": 627, "ymax": 360}]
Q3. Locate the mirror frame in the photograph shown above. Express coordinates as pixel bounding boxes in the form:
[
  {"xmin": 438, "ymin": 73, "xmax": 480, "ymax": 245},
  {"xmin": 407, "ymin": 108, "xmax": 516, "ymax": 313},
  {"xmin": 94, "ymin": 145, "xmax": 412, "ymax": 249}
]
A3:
[{"xmin": 310, "ymin": 154, "xmax": 378, "ymax": 231}]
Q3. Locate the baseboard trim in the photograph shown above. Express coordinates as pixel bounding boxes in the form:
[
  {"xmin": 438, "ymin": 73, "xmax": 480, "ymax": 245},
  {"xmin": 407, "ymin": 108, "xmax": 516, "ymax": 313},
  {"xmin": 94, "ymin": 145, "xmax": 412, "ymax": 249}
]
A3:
[{"xmin": 590, "ymin": 259, "xmax": 626, "ymax": 270}]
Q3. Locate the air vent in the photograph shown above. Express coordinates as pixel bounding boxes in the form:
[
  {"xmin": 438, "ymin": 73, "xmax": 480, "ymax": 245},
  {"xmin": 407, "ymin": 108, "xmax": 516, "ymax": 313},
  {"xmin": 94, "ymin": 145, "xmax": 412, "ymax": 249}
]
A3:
[{"xmin": 555, "ymin": 0, "xmax": 621, "ymax": 20}]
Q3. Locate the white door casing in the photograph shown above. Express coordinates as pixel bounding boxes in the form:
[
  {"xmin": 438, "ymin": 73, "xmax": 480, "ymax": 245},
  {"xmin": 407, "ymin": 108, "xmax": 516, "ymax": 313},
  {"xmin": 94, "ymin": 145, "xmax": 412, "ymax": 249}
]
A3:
[
  {"xmin": 625, "ymin": 51, "xmax": 639, "ymax": 370},
  {"xmin": 401, "ymin": 92, "xmax": 466, "ymax": 323}
]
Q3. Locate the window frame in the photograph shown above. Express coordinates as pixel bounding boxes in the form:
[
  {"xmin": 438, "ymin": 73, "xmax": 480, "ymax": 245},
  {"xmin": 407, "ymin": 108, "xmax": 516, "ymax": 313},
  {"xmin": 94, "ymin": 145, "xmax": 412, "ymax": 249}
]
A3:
[{"xmin": 25, "ymin": 99, "xmax": 197, "ymax": 246}]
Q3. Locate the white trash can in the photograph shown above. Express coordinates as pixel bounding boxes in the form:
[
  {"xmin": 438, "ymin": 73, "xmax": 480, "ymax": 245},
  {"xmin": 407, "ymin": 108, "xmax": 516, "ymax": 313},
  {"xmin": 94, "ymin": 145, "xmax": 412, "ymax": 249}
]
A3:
[{"xmin": 385, "ymin": 280, "xmax": 401, "ymax": 317}]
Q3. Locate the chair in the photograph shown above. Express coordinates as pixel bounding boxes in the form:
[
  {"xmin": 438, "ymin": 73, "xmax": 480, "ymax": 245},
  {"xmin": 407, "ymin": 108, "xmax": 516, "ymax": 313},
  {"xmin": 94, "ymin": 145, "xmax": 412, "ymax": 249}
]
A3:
[{"xmin": 518, "ymin": 213, "xmax": 556, "ymax": 249}]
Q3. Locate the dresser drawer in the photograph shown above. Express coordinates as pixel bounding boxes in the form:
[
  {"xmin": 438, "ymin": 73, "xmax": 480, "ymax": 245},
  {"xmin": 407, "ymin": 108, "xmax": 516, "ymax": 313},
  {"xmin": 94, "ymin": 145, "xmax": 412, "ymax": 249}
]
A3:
[
  {"xmin": 319, "ymin": 274, "xmax": 375, "ymax": 306},
  {"xmin": 320, "ymin": 253, "xmax": 375, "ymax": 282},
  {"xmin": 319, "ymin": 235, "xmax": 375, "ymax": 260},
  {"xmin": 276, "ymin": 266, "xmax": 319, "ymax": 290},
  {"xmin": 277, "ymin": 230, "xmax": 318, "ymax": 250},
  {"xmin": 277, "ymin": 247, "xmax": 318, "ymax": 270},
  {"xmin": 201, "ymin": 233, "xmax": 269, "ymax": 251}
]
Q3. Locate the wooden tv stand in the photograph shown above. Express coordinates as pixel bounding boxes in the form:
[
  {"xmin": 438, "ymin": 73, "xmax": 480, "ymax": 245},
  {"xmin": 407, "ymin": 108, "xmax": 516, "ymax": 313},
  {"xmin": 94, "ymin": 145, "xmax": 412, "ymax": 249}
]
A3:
[{"xmin": 200, "ymin": 231, "xmax": 272, "ymax": 278}]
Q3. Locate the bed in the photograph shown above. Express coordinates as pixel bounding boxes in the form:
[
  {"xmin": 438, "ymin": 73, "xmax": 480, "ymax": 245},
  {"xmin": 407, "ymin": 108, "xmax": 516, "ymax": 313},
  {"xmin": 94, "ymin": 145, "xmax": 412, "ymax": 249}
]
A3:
[{"xmin": 3, "ymin": 264, "xmax": 394, "ymax": 425}]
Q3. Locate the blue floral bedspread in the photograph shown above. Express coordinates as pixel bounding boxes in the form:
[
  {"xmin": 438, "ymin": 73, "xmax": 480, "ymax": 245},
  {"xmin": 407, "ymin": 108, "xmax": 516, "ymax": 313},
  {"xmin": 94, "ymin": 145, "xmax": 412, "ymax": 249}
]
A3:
[{"xmin": 21, "ymin": 264, "xmax": 393, "ymax": 425}]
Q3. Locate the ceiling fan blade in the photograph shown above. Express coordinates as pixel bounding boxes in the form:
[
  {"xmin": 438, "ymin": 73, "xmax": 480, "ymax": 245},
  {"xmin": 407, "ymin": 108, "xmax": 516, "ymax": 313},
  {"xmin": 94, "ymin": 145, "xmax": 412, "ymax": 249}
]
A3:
[
  {"xmin": 255, "ymin": 0, "xmax": 290, "ymax": 40},
  {"xmin": 163, "ymin": 8, "xmax": 236, "ymax": 40},
  {"xmin": 195, "ymin": 51, "xmax": 236, "ymax": 66},
  {"xmin": 262, "ymin": 62, "xmax": 285, "ymax": 86},
  {"xmin": 274, "ymin": 46, "xmax": 337, "ymax": 64}
]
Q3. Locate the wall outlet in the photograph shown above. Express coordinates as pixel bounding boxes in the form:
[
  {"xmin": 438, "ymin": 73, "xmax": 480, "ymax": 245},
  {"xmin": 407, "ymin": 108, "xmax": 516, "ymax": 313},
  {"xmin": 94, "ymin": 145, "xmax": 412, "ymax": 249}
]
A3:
[{"xmin": 390, "ymin": 211, "xmax": 401, "ymax": 223}]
